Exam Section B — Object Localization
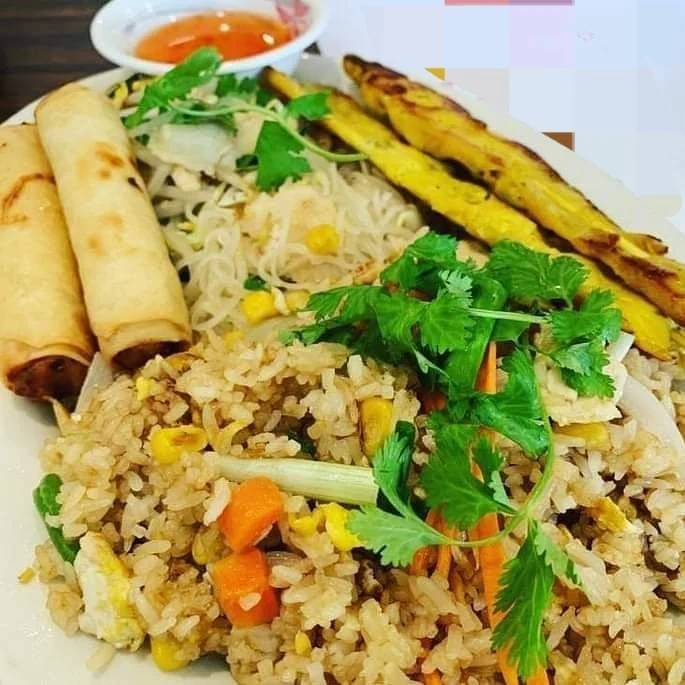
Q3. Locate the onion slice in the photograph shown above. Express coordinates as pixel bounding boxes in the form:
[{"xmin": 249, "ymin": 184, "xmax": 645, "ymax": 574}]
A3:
[
  {"xmin": 608, "ymin": 332, "xmax": 635, "ymax": 364},
  {"xmin": 619, "ymin": 374, "xmax": 685, "ymax": 456},
  {"xmin": 74, "ymin": 353, "xmax": 114, "ymax": 415}
]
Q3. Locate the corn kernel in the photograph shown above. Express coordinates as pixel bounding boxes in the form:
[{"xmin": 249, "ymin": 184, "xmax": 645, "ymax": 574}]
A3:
[
  {"xmin": 360, "ymin": 397, "xmax": 394, "ymax": 458},
  {"xmin": 132, "ymin": 77, "xmax": 155, "ymax": 92},
  {"xmin": 241, "ymin": 291, "xmax": 279, "ymax": 325},
  {"xmin": 321, "ymin": 503, "xmax": 360, "ymax": 552},
  {"xmin": 110, "ymin": 83, "xmax": 128, "ymax": 109},
  {"xmin": 166, "ymin": 352, "xmax": 196, "ymax": 372},
  {"xmin": 150, "ymin": 635, "xmax": 190, "ymax": 671},
  {"xmin": 17, "ymin": 567, "xmax": 35, "ymax": 584},
  {"xmin": 591, "ymin": 497, "xmax": 632, "ymax": 533},
  {"xmin": 555, "ymin": 422, "xmax": 611, "ymax": 451},
  {"xmin": 150, "ymin": 426, "xmax": 208, "ymax": 465},
  {"xmin": 288, "ymin": 508, "xmax": 324, "ymax": 536},
  {"xmin": 135, "ymin": 377, "xmax": 161, "ymax": 401},
  {"xmin": 305, "ymin": 224, "xmax": 340, "ymax": 256},
  {"xmin": 285, "ymin": 290, "xmax": 311, "ymax": 313},
  {"xmin": 223, "ymin": 330, "xmax": 244, "ymax": 348},
  {"xmin": 294, "ymin": 631, "xmax": 311, "ymax": 656},
  {"xmin": 191, "ymin": 528, "xmax": 224, "ymax": 566}
]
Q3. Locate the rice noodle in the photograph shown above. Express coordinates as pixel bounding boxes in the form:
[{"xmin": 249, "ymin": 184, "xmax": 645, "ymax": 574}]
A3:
[{"xmin": 131, "ymin": 121, "xmax": 425, "ymax": 333}]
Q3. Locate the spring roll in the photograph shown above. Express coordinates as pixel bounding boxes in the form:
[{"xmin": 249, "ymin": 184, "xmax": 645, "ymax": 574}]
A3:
[
  {"xmin": 35, "ymin": 84, "xmax": 191, "ymax": 368},
  {"xmin": 0, "ymin": 125, "xmax": 94, "ymax": 399}
]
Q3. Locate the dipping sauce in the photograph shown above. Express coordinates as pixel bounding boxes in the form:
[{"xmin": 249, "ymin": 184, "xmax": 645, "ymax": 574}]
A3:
[{"xmin": 135, "ymin": 11, "xmax": 294, "ymax": 64}]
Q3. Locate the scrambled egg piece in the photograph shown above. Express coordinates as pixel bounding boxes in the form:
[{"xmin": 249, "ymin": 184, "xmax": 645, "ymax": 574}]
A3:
[{"xmin": 74, "ymin": 532, "xmax": 144, "ymax": 650}]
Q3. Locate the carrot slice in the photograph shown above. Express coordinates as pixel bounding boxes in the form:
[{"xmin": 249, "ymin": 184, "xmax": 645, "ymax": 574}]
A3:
[
  {"xmin": 217, "ymin": 476, "xmax": 284, "ymax": 552},
  {"xmin": 469, "ymin": 343, "xmax": 521, "ymax": 685},
  {"xmin": 527, "ymin": 668, "xmax": 550, "ymax": 685},
  {"xmin": 212, "ymin": 547, "xmax": 280, "ymax": 628},
  {"xmin": 434, "ymin": 514, "xmax": 457, "ymax": 578},
  {"xmin": 410, "ymin": 509, "xmax": 441, "ymax": 575}
]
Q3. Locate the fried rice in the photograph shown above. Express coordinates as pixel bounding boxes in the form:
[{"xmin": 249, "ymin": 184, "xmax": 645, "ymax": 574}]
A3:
[
  {"xmin": 26, "ymin": 63, "xmax": 685, "ymax": 685},
  {"xmin": 33, "ymin": 332, "xmax": 685, "ymax": 684}
]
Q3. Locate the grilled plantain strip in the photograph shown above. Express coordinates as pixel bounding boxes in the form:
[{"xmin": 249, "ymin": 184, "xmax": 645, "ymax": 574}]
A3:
[
  {"xmin": 343, "ymin": 55, "xmax": 685, "ymax": 326},
  {"xmin": 263, "ymin": 67, "xmax": 672, "ymax": 359}
]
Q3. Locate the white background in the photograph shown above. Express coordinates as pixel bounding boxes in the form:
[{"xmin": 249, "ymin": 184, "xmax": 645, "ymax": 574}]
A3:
[{"xmin": 319, "ymin": 0, "xmax": 685, "ymax": 230}]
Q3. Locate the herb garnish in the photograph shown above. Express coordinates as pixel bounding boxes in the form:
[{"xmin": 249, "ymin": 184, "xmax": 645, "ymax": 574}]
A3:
[
  {"xmin": 123, "ymin": 47, "xmax": 365, "ymax": 190},
  {"xmin": 33, "ymin": 474, "xmax": 79, "ymax": 564},
  {"xmin": 285, "ymin": 233, "xmax": 623, "ymax": 678},
  {"xmin": 243, "ymin": 274, "xmax": 270, "ymax": 291}
]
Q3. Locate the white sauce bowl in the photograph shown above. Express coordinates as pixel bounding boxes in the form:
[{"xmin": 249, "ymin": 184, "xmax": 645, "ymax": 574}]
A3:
[{"xmin": 90, "ymin": 0, "xmax": 329, "ymax": 77}]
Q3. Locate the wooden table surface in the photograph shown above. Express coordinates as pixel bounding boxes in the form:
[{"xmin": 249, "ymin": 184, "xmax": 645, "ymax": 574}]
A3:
[{"xmin": 1, "ymin": 0, "xmax": 110, "ymax": 121}]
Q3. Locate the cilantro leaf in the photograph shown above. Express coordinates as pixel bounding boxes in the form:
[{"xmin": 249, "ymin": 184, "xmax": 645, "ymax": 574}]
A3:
[
  {"xmin": 372, "ymin": 421, "xmax": 416, "ymax": 513},
  {"xmin": 550, "ymin": 339, "xmax": 615, "ymax": 398},
  {"xmin": 419, "ymin": 292, "xmax": 472, "ymax": 354},
  {"xmin": 549, "ymin": 340, "xmax": 599, "ymax": 374},
  {"xmin": 469, "ymin": 349, "xmax": 550, "ymax": 457},
  {"xmin": 442, "ymin": 278, "xmax": 507, "ymax": 392},
  {"xmin": 305, "ymin": 287, "xmax": 354, "ymax": 321},
  {"xmin": 549, "ymin": 290, "xmax": 621, "ymax": 346},
  {"xmin": 472, "ymin": 437, "xmax": 511, "ymax": 509},
  {"xmin": 349, "ymin": 422, "xmax": 446, "ymax": 566},
  {"xmin": 168, "ymin": 100, "xmax": 237, "ymax": 132},
  {"xmin": 421, "ymin": 425, "xmax": 514, "ymax": 528},
  {"xmin": 373, "ymin": 292, "xmax": 424, "ymax": 349},
  {"xmin": 492, "ymin": 522, "xmax": 580, "ymax": 679},
  {"xmin": 561, "ymin": 366, "xmax": 615, "ymax": 398},
  {"xmin": 286, "ymin": 92, "xmax": 330, "ymax": 121},
  {"xmin": 492, "ymin": 522, "xmax": 555, "ymax": 679},
  {"xmin": 347, "ymin": 506, "xmax": 444, "ymax": 567},
  {"xmin": 407, "ymin": 233, "xmax": 460, "ymax": 268},
  {"xmin": 381, "ymin": 233, "xmax": 460, "ymax": 291},
  {"xmin": 545, "ymin": 290, "xmax": 620, "ymax": 398},
  {"xmin": 488, "ymin": 241, "xmax": 587, "ymax": 304},
  {"xmin": 125, "ymin": 47, "xmax": 222, "ymax": 128},
  {"xmin": 254, "ymin": 121, "xmax": 312, "ymax": 190},
  {"xmin": 216, "ymin": 73, "xmax": 271, "ymax": 104},
  {"xmin": 439, "ymin": 270, "xmax": 473, "ymax": 307},
  {"xmin": 531, "ymin": 523, "xmax": 581, "ymax": 586},
  {"xmin": 243, "ymin": 274, "xmax": 270, "ymax": 291},
  {"xmin": 490, "ymin": 318, "xmax": 530, "ymax": 343}
]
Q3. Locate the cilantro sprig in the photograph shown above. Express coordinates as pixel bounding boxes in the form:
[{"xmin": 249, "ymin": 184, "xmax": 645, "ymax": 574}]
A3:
[
  {"xmin": 285, "ymin": 233, "xmax": 623, "ymax": 678},
  {"xmin": 123, "ymin": 47, "xmax": 365, "ymax": 190},
  {"xmin": 290, "ymin": 234, "xmax": 621, "ymax": 398}
]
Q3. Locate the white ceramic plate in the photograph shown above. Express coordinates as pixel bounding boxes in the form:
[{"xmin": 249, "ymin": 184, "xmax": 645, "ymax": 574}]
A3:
[{"xmin": 1, "ymin": 54, "xmax": 684, "ymax": 685}]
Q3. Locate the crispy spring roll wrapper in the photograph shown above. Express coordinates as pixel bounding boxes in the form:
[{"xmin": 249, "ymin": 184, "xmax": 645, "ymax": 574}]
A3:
[
  {"xmin": 36, "ymin": 84, "xmax": 191, "ymax": 368},
  {"xmin": 0, "ymin": 125, "xmax": 94, "ymax": 399}
]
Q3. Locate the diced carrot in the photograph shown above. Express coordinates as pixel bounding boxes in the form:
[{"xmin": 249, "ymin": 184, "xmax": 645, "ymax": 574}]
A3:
[
  {"xmin": 422, "ymin": 672, "xmax": 442, "ymax": 685},
  {"xmin": 211, "ymin": 547, "xmax": 280, "ymax": 628},
  {"xmin": 418, "ymin": 388, "xmax": 447, "ymax": 414},
  {"xmin": 218, "ymin": 477, "xmax": 284, "ymax": 552}
]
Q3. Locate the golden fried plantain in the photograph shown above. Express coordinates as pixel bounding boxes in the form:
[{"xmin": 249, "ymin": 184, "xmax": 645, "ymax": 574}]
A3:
[
  {"xmin": 263, "ymin": 67, "xmax": 672, "ymax": 359},
  {"xmin": 343, "ymin": 55, "xmax": 685, "ymax": 326}
]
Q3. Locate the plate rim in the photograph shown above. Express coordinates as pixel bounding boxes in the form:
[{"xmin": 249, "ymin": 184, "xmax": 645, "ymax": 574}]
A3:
[{"xmin": 1, "ymin": 51, "xmax": 684, "ymax": 685}]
